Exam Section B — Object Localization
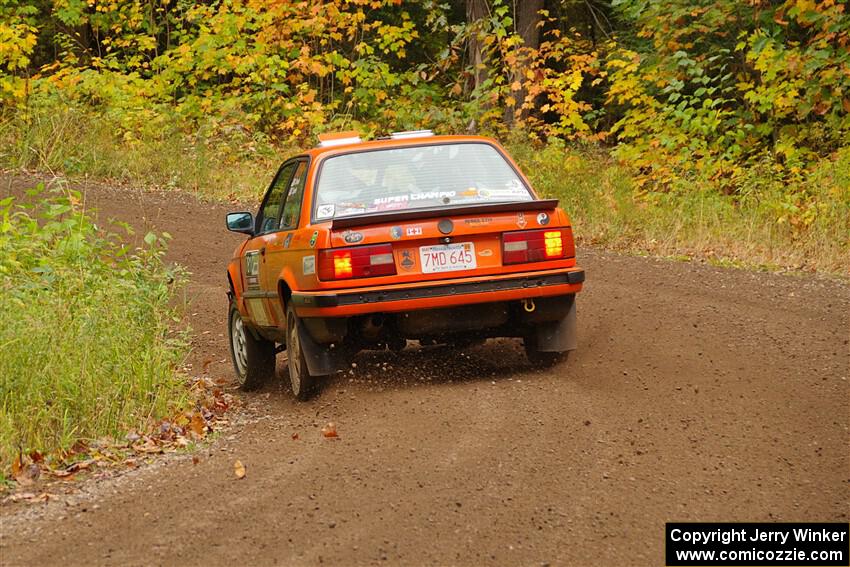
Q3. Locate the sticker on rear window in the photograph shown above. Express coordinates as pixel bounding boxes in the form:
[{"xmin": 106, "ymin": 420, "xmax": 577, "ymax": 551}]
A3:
[
  {"xmin": 373, "ymin": 191, "xmax": 457, "ymax": 206},
  {"xmin": 479, "ymin": 187, "xmax": 529, "ymax": 199},
  {"xmin": 316, "ymin": 203, "xmax": 335, "ymax": 219}
]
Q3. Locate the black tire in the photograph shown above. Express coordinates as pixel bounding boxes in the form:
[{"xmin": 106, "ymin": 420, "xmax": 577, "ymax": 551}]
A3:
[
  {"xmin": 450, "ymin": 336, "xmax": 484, "ymax": 349},
  {"xmin": 228, "ymin": 302, "xmax": 276, "ymax": 390},
  {"xmin": 286, "ymin": 304, "xmax": 316, "ymax": 401},
  {"xmin": 524, "ymin": 335, "xmax": 569, "ymax": 368}
]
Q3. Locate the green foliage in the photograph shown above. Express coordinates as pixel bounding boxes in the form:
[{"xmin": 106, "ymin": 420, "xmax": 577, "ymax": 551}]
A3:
[
  {"xmin": 0, "ymin": 186, "xmax": 189, "ymax": 465},
  {"xmin": 0, "ymin": 0, "xmax": 38, "ymax": 101},
  {"xmin": 606, "ymin": 0, "xmax": 850, "ymax": 193}
]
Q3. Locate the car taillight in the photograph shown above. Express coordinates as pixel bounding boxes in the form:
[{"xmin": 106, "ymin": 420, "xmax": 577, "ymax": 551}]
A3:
[
  {"xmin": 318, "ymin": 243, "xmax": 397, "ymax": 280},
  {"xmin": 502, "ymin": 228, "xmax": 573, "ymax": 264}
]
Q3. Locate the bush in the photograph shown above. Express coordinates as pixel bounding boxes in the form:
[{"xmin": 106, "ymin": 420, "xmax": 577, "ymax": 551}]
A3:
[
  {"xmin": 0, "ymin": 186, "xmax": 188, "ymax": 465},
  {"xmin": 509, "ymin": 139, "xmax": 850, "ymax": 273}
]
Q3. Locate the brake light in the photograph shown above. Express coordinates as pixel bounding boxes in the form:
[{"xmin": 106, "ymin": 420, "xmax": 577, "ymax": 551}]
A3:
[
  {"xmin": 502, "ymin": 228, "xmax": 573, "ymax": 264},
  {"xmin": 544, "ymin": 231, "xmax": 563, "ymax": 257},
  {"xmin": 333, "ymin": 252, "xmax": 353, "ymax": 279},
  {"xmin": 318, "ymin": 243, "xmax": 397, "ymax": 280}
]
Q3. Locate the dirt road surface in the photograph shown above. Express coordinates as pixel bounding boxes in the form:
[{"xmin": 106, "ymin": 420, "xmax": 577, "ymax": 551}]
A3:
[{"xmin": 1, "ymin": 174, "xmax": 848, "ymax": 567}]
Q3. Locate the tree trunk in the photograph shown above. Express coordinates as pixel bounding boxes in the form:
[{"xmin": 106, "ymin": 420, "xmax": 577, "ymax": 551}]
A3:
[
  {"xmin": 506, "ymin": 0, "xmax": 543, "ymax": 125},
  {"xmin": 466, "ymin": 0, "xmax": 489, "ymax": 96},
  {"xmin": 516, "ymin": 0, "xmax": 543, "ymax": 51}
]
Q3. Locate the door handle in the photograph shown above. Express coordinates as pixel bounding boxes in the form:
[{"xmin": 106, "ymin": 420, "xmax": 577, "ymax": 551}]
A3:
[{"xmin": 260, "ymin": 246, "xmax": 266, "ymax": 256}]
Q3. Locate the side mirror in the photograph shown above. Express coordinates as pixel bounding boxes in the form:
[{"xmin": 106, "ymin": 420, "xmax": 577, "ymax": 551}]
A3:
[{"xmin": 226, "ymin": 211, "xmax": 254, "ymax": 235}]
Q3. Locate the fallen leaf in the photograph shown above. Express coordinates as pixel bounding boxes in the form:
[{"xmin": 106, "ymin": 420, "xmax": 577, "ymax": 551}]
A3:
[
  {"xmin": 14, "ymin": 463, "xmax": 40, "ymax": 486},
  {"xmin": 11, "ymin": 455, "xmax": 22, "ymax": 477},
  {"xmin": 49, "ymin": 469, "xmax": 76, "ymax": 480},
  {"xmin": 192, "ymin": 455, "xmax": 200, "ymax": 465},
  {"xmin": 321, "ymin": 423, "xmax": 338, "ymax": 438},
  {"xmin": 132, "ymin": 438, "xmax": 163, "ymax": 454},
  {"xmin": 159, "ymin": 421, "xmax": 175, "ymax": 441},
  {"xmin": 234, "ymin": 460, "xmax": 246, "ymax": 479},
  {"xmin": 6, "ymin": 492, "xmax": 52, "ymax": 504},
  {"xmin": 5, "ymin": 492, "xmax": 35, "ymax": 503},
  {"xmin": 291, "ymin": 432, "xmax": 299, "ymax": 441},
  {"xmin": 190, "ymin": 413, "xmax": 205, "ymax": 436},
  {"xmin": 25, "ymin": 463, "xmax": 40, "ymax": 482},
  {"xmin": 15, "ymin": 475, "xmax": 33, "ymax": 486},
  {"xmin": 63, "ymin": 458, "xmax": 96, "ymax": 473}
]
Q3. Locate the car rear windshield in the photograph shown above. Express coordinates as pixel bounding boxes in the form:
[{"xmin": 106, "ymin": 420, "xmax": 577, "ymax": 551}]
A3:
[{"xmin": 313, "ymin": 142, "xmax": 533, "ymax": 220}]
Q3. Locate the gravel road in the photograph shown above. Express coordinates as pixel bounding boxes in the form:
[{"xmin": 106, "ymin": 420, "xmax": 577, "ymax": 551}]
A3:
[{"xmin": 1, "ymin": 175, "xmax": 848, "ymax": 567}]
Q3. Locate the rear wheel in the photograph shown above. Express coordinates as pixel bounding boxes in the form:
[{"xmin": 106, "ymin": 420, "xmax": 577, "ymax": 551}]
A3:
[
  {"xmin": 524, "ymin": 334, "xmax": 569, "ymax": 368},
  {"xmin": 449, "ymin": 336, "xmax": 484, "ymax": 349},
  {"xmin": 286, "ymin": 304, "xmax": 316, "ymax": 401},
  {"xmin": 228, "ymin": 302, "xmax": 276, "ymax": 390}
]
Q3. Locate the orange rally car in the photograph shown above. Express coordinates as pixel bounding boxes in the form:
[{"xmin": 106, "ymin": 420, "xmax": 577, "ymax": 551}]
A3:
[{"xmin": 225, "ymin": 131, "xmax": 584, "ymax": 399}]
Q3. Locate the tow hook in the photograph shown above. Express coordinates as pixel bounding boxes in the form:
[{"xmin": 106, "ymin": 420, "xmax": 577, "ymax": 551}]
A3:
[{"xmin": 522, "ymin": 298, "xmax": 536, "ymax": 313}]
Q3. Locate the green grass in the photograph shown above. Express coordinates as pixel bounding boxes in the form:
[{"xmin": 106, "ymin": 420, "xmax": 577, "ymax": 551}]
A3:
[
  {"xmin": 0, "ymin": 186, "xmax": 189, "ymax": 467},
  {"xmin": 0, "ymin": 103, "xmax": 278, "ymax": 202}
]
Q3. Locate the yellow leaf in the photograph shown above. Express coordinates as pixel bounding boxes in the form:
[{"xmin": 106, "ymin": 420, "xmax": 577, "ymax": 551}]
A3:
[
  {"xmin": 234, "ymin": 460, "xmax": 246, "ymax": 479},
  {"xmin": 510, "ymin": 80, "xmax": 522, "ymax": 91}
]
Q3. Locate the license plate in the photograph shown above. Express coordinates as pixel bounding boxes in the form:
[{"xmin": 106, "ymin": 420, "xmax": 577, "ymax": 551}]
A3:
[{"xmin": 419, "ymin": 242, "xmax": 477, "ymax": 273}]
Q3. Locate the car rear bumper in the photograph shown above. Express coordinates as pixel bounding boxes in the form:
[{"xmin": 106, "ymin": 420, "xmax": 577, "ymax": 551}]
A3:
[{"xmin": 290, "ymin": 267, "xmax": 584, "ymax": 317}]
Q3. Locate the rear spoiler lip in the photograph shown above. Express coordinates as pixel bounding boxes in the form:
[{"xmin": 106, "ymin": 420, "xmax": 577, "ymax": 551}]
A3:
[{"xmin": 329, "ymin": 199, "xmax": 560, "ymax": 230}]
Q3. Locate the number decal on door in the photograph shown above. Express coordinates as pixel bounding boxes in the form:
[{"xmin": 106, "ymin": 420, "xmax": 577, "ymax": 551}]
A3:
[{"xmin": 245, "ymin": 250, "xmax": 260, "ymax": 289}]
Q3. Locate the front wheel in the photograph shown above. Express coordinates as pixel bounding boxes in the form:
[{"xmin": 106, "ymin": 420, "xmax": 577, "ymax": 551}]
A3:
[
  {"xmin": 286, "ymin": 304, "xmax": 316, "ymax": 401},
  {"xmin": 228, "ymin": 302, "xmax": 276, "ymax": 390}
]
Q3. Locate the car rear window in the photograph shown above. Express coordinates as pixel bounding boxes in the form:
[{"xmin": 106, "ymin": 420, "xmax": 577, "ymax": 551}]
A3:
[{"xmin": 313, "ymin": 143, "xmax": 533, "ymax": 220}]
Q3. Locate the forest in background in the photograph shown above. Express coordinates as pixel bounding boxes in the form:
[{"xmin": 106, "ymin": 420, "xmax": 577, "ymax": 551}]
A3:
[{"xmin": 1, "ymin": 0, "xmax": 848, "ymax": 272}]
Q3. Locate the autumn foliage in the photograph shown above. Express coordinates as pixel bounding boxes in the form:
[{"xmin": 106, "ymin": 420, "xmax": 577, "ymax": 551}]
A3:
[{"xmin": 1, "ymin": 0, "xmax": 848, "ymax": 252}]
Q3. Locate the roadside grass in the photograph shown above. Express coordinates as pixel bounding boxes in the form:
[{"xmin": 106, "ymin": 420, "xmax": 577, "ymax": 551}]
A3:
[
  {"xmin": 0, "ymin": 104, "xmax": 278, "ymax": 202},
  {"xmin": 508, "ymin": 140, "xmax": 850, "ymax": 275},
  {"xmin": 2, "ymin": 106, "xmax": 847, "ymax": 275},
  {"xmin": 0, "ymin": 185, "xmax": 189, "ymax": 469}
]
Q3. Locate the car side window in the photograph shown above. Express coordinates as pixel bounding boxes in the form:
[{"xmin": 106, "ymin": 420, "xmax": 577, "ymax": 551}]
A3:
[
  {"xmin": 256, "ymin": 162, "xmax": 297, "ymax": 234},
  {"xmin": 280, "ymin": 161, "xmax": 308, "ymax": 230}
]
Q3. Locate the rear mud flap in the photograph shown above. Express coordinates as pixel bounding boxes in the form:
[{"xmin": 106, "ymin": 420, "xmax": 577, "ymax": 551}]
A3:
[
  {"xmin": 296, "ymin": 318, "xmax": 347, "ymax": 376},
  {"xmin": 534, "ymin": 297, "xmax": 577, "ymax": 352}
]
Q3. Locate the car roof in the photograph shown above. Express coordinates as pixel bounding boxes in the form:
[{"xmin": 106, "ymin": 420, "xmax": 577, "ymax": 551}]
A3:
[{"xmin": 299, "ymin": 133, "xmax": 502, "ymax": 161}]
